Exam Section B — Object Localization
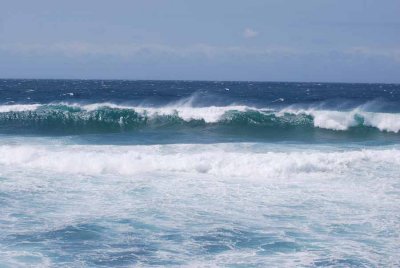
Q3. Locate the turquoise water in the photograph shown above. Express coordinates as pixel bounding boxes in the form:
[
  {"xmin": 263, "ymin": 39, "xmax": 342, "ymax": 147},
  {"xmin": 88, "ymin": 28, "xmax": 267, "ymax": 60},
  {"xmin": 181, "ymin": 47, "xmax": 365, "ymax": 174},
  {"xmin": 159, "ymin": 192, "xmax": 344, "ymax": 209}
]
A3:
[{"xmin": 0, "ymin": 80, "xmax": 400, "ymax": 267}]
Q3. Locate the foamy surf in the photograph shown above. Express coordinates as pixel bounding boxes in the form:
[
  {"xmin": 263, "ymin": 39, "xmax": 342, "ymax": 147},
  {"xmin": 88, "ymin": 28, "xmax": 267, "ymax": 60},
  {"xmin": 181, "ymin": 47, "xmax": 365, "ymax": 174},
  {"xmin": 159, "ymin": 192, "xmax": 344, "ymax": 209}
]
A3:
[
  {"xmin": 1, "ymin": 141, "xmax": 399, "ymax": 267},
  {"xmin": 1, "ymin": 143, "xmax": 399, "ymax": 178},
  {"xmin": 2, "ymin": 79, "xmax": 400, "ymax": 267}
]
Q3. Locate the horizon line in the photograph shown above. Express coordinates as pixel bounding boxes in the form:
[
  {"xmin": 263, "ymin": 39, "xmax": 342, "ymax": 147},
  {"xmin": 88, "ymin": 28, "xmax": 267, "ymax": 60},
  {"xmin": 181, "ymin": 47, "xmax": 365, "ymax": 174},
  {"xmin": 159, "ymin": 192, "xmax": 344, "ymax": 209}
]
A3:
[{"xmin": 1, "ymin": 77, "xmax": 399, "ymax": 86}]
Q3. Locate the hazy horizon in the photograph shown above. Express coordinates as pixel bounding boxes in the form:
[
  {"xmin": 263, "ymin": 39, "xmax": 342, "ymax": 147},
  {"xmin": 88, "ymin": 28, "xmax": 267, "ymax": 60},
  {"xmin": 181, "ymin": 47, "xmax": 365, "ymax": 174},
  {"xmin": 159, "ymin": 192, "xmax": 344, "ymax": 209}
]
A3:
[
  {"xmin": 1, "ymin": 77, "xmax": 400, "ymax": 86},
  {"xmin": 1, "ymin": 0, "xmax": 399, "ymax": 83}
]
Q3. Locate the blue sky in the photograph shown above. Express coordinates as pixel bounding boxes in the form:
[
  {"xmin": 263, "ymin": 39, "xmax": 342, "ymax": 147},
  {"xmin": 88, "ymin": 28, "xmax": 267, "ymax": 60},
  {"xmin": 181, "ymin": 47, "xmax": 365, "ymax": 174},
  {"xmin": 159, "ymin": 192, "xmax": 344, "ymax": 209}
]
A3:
[{"xmin": 0, "ymin": 0, "xmax": 399, "ymax": 82}]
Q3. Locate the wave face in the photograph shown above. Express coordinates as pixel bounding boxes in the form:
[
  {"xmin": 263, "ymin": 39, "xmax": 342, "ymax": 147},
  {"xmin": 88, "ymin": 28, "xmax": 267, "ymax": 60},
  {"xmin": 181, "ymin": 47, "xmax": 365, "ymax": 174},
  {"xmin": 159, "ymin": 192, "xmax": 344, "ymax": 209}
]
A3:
[
  {"xmin": 1, "ymin": 79, "xmax": 400, "ymax": 142},
  {"xmin": 1, "ymin": 103, "xmax": 400, "ymax": 137}
]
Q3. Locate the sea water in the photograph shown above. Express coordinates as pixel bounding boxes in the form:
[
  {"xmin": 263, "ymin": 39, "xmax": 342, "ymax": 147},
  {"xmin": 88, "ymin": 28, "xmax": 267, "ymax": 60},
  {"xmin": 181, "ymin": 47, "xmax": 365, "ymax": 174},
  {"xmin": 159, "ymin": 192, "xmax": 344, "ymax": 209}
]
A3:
[{"xmin": 0, "ymin": 80, "xmax": 399, "ymax": 267}]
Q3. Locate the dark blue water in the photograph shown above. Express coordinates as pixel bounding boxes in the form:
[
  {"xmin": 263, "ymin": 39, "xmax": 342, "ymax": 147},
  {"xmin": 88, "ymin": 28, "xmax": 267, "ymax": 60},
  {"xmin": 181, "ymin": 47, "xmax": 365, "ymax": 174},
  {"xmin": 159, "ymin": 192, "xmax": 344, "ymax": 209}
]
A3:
[
  {"xmin": 1, "ymin": 79, "xmax": 400, "ymax": 267},
  {"xmin": 2, "ymin": 79, "xmax": 400, "ymax": 107},
  {"xmin": 1, "ymin": 79, "xmax": 400, "ymax": 144}
]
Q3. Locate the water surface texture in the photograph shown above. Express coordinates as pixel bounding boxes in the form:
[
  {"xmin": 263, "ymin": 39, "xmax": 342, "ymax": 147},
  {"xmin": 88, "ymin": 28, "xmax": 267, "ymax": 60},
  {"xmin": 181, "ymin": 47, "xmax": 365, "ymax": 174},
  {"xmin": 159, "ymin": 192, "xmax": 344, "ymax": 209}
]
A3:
[{"xmin": 0, "ymin": 79, "xmax": 399, "ymax": 267}]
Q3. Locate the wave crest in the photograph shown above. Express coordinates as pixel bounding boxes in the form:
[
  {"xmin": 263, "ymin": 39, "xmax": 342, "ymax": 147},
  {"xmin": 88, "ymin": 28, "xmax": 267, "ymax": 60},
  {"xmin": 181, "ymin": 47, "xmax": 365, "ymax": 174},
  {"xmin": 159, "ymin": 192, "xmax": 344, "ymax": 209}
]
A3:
[{"xmin": 0, "ymin": 103, "xmax": 400, "ymax": 134}]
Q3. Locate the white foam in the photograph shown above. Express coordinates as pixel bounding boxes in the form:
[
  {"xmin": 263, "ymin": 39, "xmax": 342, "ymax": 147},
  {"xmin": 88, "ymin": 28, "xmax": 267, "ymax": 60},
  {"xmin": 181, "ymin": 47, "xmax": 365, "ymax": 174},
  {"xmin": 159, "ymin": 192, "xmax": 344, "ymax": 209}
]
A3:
[
  {"xmin": 1, "ymin": 142, "xmax": 399, "ymax": 267},
  {"xmin": 362, "ymin": 112, "xmax": 400, "ymax": 133},
  {"xmin": 310, "ymin": 110, "xmax": 358, "ymax": 131},
  {"xmin": 0, "ymin": 104, "xmax": 40, "ymax": 113},
  {"xmin": 279, "ymin": 107, "xmax": 400, "ymax": 133},
  {"xmin": 0, "ymin": 143, "xmax": 399, "ymax": 179},
  {"xmin": 133, "ymin": 105, "xmax": 249, "ymax": 123},
  {"xmin": 80, "ymin": 102, "xmax": 250, "ymax": 123}
]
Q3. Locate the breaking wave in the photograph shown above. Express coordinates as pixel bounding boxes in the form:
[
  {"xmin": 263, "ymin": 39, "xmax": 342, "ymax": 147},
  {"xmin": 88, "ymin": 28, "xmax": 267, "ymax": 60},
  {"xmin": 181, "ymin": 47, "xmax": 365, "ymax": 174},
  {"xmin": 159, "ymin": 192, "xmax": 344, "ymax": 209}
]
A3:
[
  {"xmin": 0, "ymin": 103, "xmax": 400, "ymax": 134},
  {"xmin": 1, "ymin": 143, "xmax": 399, "ymax": 178}
]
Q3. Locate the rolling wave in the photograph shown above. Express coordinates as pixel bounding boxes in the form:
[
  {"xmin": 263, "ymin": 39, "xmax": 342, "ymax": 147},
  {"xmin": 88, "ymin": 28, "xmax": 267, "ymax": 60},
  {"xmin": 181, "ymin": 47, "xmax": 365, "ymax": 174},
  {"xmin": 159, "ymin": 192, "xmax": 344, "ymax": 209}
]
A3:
[
  {"xmin": 0, "ymin": 103, "xmax": 400, "ymax": 134},
  {"xmin": 1, "ymin": 143, "xmax": 399, "ymax": 178}
]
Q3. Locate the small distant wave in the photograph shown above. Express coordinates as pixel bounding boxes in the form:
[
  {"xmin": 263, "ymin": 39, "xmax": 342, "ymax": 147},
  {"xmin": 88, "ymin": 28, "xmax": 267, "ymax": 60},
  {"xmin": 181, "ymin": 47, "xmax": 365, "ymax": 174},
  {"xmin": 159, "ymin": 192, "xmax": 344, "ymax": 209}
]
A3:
[{"xmin": 0, "ymin": 103, "xmax": 400, "ymax": 134}]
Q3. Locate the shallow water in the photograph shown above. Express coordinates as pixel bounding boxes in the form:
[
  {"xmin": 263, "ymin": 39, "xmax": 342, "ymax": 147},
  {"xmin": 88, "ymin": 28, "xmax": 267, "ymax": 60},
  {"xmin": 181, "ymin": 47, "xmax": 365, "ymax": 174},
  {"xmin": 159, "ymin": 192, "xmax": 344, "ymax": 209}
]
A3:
[{"xmin": 0, "ymin": 80, "xmax": 400, "ymax": 267}]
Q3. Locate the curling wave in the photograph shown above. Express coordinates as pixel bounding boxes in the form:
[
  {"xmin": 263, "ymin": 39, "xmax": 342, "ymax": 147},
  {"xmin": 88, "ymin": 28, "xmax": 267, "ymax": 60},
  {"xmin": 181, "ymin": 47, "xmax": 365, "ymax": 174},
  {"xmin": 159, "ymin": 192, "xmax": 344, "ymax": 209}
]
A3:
[{"xmin": 0, "ymin": 103, "xmax": 400, "ymax": 134}]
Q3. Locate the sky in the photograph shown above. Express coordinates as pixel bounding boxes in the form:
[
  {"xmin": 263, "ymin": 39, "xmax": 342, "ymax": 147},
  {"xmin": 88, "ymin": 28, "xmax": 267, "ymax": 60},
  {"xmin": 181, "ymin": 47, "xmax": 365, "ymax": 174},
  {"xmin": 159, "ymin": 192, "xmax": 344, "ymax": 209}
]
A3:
[{"xmin": 0, "ymin": 0, "xmax": 399, "ymax": 83}]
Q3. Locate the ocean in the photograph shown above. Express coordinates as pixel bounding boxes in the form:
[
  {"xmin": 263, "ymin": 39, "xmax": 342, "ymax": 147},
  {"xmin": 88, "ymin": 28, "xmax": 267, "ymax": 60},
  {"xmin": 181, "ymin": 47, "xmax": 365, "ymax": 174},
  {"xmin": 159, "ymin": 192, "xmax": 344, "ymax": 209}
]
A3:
[{"xmin": 0, "ymin": 79, "xmax": 399, "ymax": 267}]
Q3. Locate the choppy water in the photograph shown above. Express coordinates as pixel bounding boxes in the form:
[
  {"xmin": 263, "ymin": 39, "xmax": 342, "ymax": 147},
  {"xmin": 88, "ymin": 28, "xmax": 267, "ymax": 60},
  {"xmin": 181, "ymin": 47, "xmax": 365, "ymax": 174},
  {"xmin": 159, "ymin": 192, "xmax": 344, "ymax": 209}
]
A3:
[{"xmin": 0, "ymin": 79, "xmax": 399, "ymax": 267}]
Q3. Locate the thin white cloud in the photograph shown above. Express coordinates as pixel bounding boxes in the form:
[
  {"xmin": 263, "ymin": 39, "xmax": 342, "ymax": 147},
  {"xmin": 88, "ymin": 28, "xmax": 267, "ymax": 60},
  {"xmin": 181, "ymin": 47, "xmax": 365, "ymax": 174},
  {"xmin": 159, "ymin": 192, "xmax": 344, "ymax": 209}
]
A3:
[
  {"xmin": 0, "ymin": 42, "xmax": 298, "ymax": 59},
  {"xmin": 1, "ymin": 42, "xmax": 399, "ymax": 63},
  {"xmin": 243, "ymin": 28, "xmax": 259, "ymax": 38},
  {"xmin": 346, "ymin": 46, "xmax": 400, "ymax": 62}
]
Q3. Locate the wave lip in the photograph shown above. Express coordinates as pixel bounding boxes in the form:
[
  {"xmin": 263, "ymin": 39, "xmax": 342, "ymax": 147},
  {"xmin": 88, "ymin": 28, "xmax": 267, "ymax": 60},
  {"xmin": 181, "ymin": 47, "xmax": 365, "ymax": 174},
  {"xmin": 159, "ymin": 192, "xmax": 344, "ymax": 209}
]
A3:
[
  {"xmin": 281, "ymin": 108, "xmax": 400, "ymax": 133},
  {"xmin": 0, "ymin": 103, "xmax": 400, "ymax": 134},
  {"xmin": 0, "ymin": 104, "xmax": 41, "ymax": 113}
]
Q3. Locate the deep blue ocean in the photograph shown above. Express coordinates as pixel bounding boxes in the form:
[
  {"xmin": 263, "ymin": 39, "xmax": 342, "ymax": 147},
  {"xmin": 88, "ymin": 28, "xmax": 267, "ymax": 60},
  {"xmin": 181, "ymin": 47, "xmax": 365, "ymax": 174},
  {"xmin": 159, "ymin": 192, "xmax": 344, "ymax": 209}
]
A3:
[{"xmin": 0, "ymin": 79, "xmax": 399, "ymax": 267}]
